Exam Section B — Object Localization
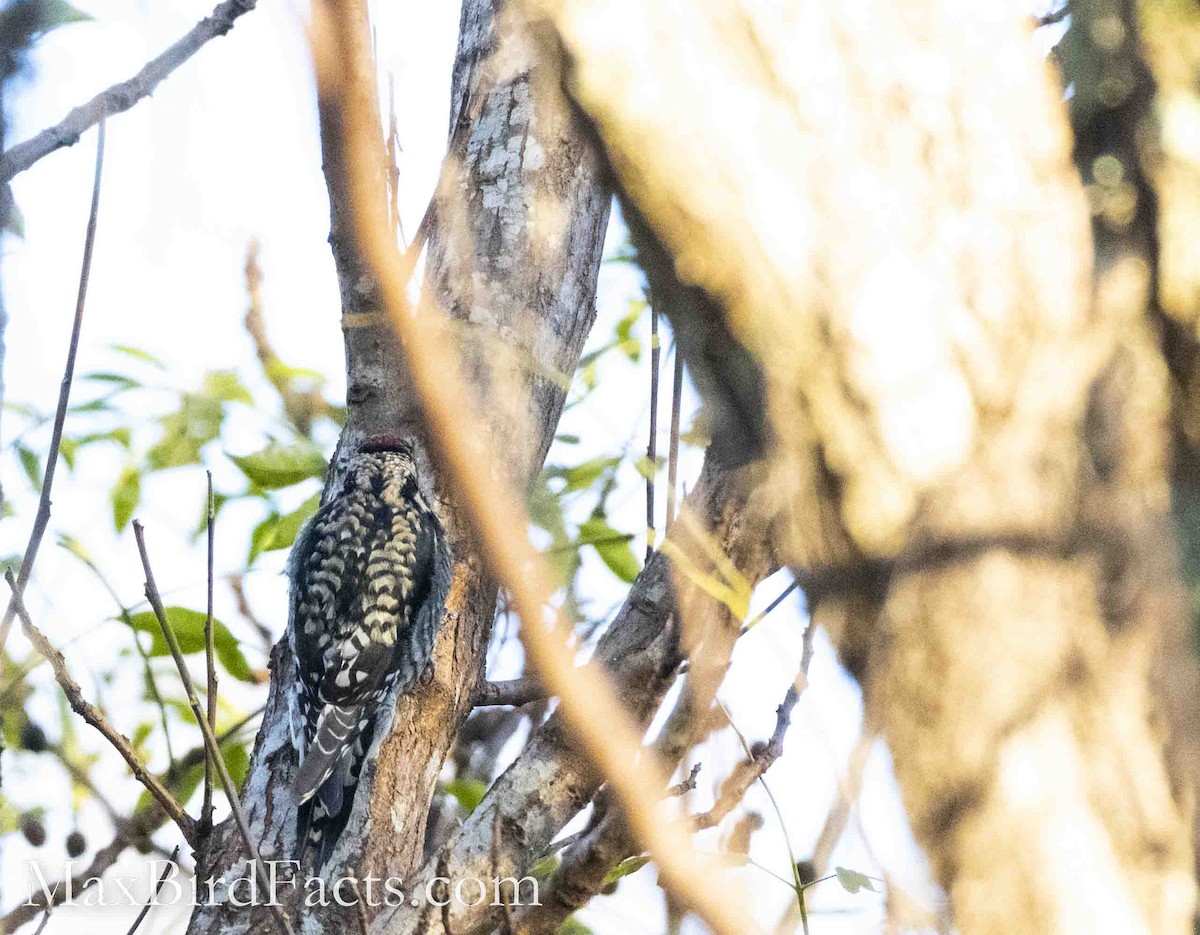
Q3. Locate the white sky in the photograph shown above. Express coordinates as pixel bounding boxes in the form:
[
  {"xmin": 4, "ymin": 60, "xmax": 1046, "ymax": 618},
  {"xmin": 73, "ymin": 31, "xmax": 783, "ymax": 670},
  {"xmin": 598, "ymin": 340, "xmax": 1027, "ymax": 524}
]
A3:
[{"xmin": 0, "ymin": 1, "xmax": 943, "ymax": 932}]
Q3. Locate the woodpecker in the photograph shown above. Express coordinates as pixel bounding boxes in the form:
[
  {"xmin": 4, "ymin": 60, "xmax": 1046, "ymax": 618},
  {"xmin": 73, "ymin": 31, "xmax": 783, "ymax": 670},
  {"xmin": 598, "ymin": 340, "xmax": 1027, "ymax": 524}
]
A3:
[{"xmin": 287, "ymin": 437, "xmax": 450, "ymax": 870}]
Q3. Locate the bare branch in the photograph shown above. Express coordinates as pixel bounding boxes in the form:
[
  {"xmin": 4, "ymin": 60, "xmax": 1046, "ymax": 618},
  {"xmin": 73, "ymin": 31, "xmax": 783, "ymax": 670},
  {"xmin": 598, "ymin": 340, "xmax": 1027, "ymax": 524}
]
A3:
[
  {"xmin": 694, "ymin": 669, "xmax": 803, "ymax": 831},
  {"xmin": 475, "ymin": 675, "xmax": 546, "ymax": 707},
  {"xmin": 0, "ymin": 0, "xmax": 258, "ymax": 182},
  {"xmin": 668, "ymin": 762, "xmax": 702, "ymax": 798},
  {"xmin": 132, "ymin": 521, "xmax": 293, "ymax": 935},
  {"xmin": 4, "ymin": 570, "xmax": 196, "ymax": 844},
  {"xmin": 0, "ymin": 118, "xmax": 105, "ymax": 652}
]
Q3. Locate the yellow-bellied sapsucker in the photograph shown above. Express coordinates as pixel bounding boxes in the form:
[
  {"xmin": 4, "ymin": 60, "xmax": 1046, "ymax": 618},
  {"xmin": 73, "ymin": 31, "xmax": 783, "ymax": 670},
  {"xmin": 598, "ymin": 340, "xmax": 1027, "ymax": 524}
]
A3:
[{"xmin": 287, "ymin": 437, "xmax": 450, "ymax": 870}]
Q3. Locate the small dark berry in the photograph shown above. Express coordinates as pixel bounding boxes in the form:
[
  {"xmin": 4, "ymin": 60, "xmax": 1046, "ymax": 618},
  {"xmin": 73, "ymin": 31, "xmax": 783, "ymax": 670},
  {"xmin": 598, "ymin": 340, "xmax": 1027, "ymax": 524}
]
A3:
[
  {"xmin": 20, "ymin": 814, "xmax": 46, "ymax": 847},
  {"xmin": 66, "ymin": 830, "xmax": 86, "ymax": 858},
  {"xmin": 20, "ymin": 723, "xmax": 46, "ymax": 753}
]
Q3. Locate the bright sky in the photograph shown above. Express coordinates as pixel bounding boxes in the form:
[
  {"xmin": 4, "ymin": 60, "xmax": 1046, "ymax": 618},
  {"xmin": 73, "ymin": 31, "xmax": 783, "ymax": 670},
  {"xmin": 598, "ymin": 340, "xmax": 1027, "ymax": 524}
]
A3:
[{"xmin": 0, "ymin": 1, "xmax": 943, "ymax": 932}]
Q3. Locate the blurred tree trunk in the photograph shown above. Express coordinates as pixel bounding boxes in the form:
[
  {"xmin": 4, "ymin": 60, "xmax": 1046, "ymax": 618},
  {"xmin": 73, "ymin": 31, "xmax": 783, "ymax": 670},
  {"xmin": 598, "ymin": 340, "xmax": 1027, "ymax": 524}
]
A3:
[{"xmin": 535, "ymin": 0, "xmax": 1198, "ymax": 930}]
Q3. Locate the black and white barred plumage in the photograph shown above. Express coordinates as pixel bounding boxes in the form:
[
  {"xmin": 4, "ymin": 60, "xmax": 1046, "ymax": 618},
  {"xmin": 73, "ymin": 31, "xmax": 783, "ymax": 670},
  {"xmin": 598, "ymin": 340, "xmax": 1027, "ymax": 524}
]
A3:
[{"xmin": 287, "ymin": 437, "xmax": 450, "ymax": 870}]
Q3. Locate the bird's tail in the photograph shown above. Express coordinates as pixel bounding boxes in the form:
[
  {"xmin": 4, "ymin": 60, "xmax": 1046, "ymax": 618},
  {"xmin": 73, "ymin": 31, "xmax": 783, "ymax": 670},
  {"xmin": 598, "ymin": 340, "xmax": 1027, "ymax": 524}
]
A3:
[
  {"xmin": 292, "ymin": 703, "xmax": 362, "ymax": 805},
  {"xmin": 293, "ymin": 703, "xmax": 371, "ymax": 870}
]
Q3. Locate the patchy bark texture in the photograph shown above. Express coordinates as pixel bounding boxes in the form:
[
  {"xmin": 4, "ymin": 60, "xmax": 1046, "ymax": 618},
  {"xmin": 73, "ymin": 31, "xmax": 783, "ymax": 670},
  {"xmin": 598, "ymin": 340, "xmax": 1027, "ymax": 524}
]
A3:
[
  {"xmin": 187, "ymin": 0, "xmax": 609, "ymax": 930},
  {"xmin": 534, "ymin": 0, "xmax": 1196, "ymax": 930}
]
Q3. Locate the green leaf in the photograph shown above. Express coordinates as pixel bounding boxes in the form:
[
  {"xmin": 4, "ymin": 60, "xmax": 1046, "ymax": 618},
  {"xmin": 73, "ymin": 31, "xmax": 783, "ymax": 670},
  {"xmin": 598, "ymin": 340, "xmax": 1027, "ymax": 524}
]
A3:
[
  {"xmin": 15, "ymin": 443, "xmax": 41, "ymax": 491},
  {"xmin": 37, "ymin": 0, "xmax": 92, "ymax": 31},
  {"xmin": 0, "ymin": 796, "xmax": 21, "ymax": 835},
  {"xmin": 579, "ymin": 518, "xmax": 640, "ymax": 583},
  {"xmin": 84, "ymin": 372, "xmax": 140, "ymax": 391},
  {"xmin": 68, "ymin": 398, "xmax": 112, "ymax": 414},
  {"xmin": 528, "ymin": 477, "xmax": 568, "ymax": 541},
  {"xmin": 444, "ymin": 778, "xmax": 487, "ymax": 815},
  {"xmin": 203, "ymin": 370, "xmax": 253, "ymax": 405},
  {"xmin": 111, "ymin": 466, "xmax": 140, "ymax": 531},
  {"xmin": 247, "ymin": 513, "xmax": 279, "ymax": 565},
  {"xmin": 554, "ymin": 433, "xmax": 581, "ymax": 445},
  {"xmin": 264, "ymin": 359, "xmax": 326, "ymax": 391},
  {"xmin": 147, "ymin": 394, "xmax": 223, "ymax": 469},
  {"xmin": 56, "ymin": 533, "xmax": 92, "ymax": 564},
  {"xmin": 111, "ymin": 344, "xmax": 165, "ymax": 370},
  {"xmin": 120, "ymin": 607, "xmax": 256, "ymax": 683},
  {"xmin": 58, "ymin": 437, "xmax": 77, "ymax": 470},
  {"xmin": 547, "ymin": 456, "xmax": 620, "ymax": 494},
  {"xmin": 558, "ymin": 918, "xmax": 594, "ymax": 935},
  {"xmin": 834, "ymin": 866, "xmax": 877, "ymax": 895},
  {"xmin": 76, "ymin": 427, "xmax": 132, "ymax": 450},
  {"xmin": 246, "ymin": 493, "xmax": 319, "ymax": 563},
  {"xmin": 602, "ymin": 854, "xmax": 650, "ymax": 886},
  {"xmin": 230, "ymin": 442, "xmax": 326, "ymax": 489},
  {"xmin": 214, "ymin": 629, "xmax": 256, "ymax": 684},
  {"xmin": 615, "ymin": 302, "xmax": 643, "ymax": 363},
  {"xmin": 223, "ymin": 741, "xmax": 251, "ymax": 787},
  {"xmin": 131, "ymin": 721, "xmax": 153, "ymax": 756}
]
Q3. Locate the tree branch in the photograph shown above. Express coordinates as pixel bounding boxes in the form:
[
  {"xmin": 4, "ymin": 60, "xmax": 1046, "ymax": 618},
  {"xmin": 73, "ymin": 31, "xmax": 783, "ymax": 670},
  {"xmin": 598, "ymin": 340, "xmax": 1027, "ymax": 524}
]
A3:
[
  {"xmin": 0, "ymin": 0, "xmax": 258, "ymax": 182},
  {"xmin": 4, "ymin": 570, "xmax": 196, "ymax": 845},
  {"xmin": 475, "ymin": 675, "xmax": 546, "ymax": 707}
]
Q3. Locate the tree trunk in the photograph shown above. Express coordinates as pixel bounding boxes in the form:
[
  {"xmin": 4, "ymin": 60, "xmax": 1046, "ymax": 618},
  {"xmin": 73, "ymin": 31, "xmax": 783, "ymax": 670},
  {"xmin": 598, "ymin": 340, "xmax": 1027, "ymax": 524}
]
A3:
[
  {"xmin": 187, "ymin": 0, "xmax": 610, "ymax": 929},
  {"xmin": 534, "ymin": 0, "xmax": 1197, "ymax": 929}
]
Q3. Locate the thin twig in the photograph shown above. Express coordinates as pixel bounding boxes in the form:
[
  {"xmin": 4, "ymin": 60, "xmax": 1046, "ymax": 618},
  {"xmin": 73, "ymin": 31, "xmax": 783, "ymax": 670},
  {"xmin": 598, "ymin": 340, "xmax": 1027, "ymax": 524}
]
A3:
[
  {"xmin": 646, "ymin": 304, "xmax": 660, "ymax": 560},
  {"xmin": 668, "ymin": 762, "xmax": 702, "ymax": 798},
  {"xmin": 125, "ymin": 844, "xmax": 181, "ymax": 935},
  {"xmin": 0, "ymin": 118, "xmax": 105, "ymax": 652},
  {"xmin": 665, "ymin": 342, "xmax": 683, "ymax": 530},
  {"xmin": 4, "ymin": 570, "xmax": 196, "ymax": 844},
  {"xmin": 202, "ymin": 472, "xmax": 218, "ymax": 834},
  {"xmin": 739, "ymin": 579, "xmax": 798, "ymax": 636},
  {"xmin": 229, "ymin": 573, "xmax": 273, "ymax": 652},
  {"xmin": 132, "ymin": 521, "xmax": 293, "ymax": 935},
  {"xmin": 0, "ymin": 0, "xmax": 258, "ymax": 181},
  {"xmin": 694, "ymin": 639, "xmax": 811, "ymax": 832}
]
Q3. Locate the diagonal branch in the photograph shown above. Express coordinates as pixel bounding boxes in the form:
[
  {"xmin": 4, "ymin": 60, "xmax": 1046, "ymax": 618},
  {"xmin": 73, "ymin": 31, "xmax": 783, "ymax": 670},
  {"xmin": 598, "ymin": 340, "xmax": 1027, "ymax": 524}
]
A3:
[
  {"xmin": 4, "ymin": 569, "xmax": 196, "ymax": 844},
  {"xmin": 0, "ymin": 0, "xmax": 258, "ymax": 182}
]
